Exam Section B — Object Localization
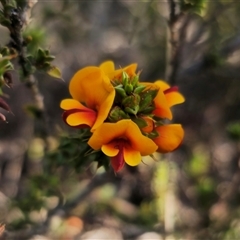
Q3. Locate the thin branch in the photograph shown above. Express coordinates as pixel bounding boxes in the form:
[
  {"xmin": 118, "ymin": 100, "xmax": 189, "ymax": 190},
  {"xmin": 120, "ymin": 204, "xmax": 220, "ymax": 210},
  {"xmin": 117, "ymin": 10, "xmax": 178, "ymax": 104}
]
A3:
[
  {"xmin": 166, "ymin": 0, "xmax": 186, "ymax": 84},
  {"xmin": 6, "ymin": 3, "xmax": 50, "ymax": 140}
]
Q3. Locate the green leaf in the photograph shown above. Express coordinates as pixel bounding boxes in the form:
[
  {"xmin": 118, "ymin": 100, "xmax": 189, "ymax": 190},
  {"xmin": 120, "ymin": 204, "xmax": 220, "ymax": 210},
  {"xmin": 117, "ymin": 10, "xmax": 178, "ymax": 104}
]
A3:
[
  {"xmin": 227, "ymin": 122, "xmax": 240, "ymax": 141},
  {"xmin": 47, "ymin": 66, "xmax": 63, "ymax": 80}
]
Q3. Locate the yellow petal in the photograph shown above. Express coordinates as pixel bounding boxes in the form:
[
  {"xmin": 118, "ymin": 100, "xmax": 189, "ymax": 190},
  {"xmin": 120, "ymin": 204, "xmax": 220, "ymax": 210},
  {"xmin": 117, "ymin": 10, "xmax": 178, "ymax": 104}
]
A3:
[
  {"xmin": 108, "ymin": 63, "xmax": 138, "ymax": 80},
  {"xmin": 69, "ymin": 66, "xmax": 99, "ymax": 102},
  {"xmin": 123, "ymin": 63, "xmax": 138, "ymax": 77},
  {"xmin": 88, "ymin": 120, "xmax": 131, "ymax": 150},
  {"xmin": 66, "ymin": 110, "xmax": 96, "ymax": 127},
  {"xmin": 140, "ymin": 82, "xmax": 157, "ymax": 90},
  {"xmin": 69, "ymin": 67, "xmax": 114, "ymax": 107},
  {"xmin": 102, "ymin": 142, "xmax": 119, "ymax": 157},
  {"xmin": 153, "ymin": 124, "xmax": 184, "ymax": 153},
  {"xmin": 88, "ymin": 119, "xmax": 157, "ymax": 156},
  {"xmin": 69, "ymin": 66, "xmax": 115, "ymax": 131},
  {"xmin": 165, "ymin": 91, "xmax": 185, "ymax": 107},
  {"xmin": 99, "ymin": 61, "xmax": 115, "ymax": 76},
  {"xmin": 153, "ymin": 89, "xmax": 173, "ymax": 120},
  {"xmin": 60, "ymin": 99, "xmax": 89, "ymax": 111},
  {"xmin": 123, "ymin": 143, "xmax": 142, "ymax": 166},
  {"xmin": 154, "ymin": 80, "xmax": 170, "ymax": 91}
]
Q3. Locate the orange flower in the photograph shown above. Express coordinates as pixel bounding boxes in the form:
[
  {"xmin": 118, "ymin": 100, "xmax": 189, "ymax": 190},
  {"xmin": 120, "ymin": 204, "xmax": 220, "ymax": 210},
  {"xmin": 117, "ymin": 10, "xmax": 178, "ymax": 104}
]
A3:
[
  {"xmin": 154, "ymin": 124, "xmax": 184, "ymax": 153},
  {"xmin": 140, "ymin": 117, "xmax": 184, "ymax": 153},
  {"xmin": 88, "ymin": 119, "xmax": 158, "ymax": 172},
  {"xmin": 99, "ymin": 61, "xmax": 137, "ymax": 80},
  {"xmin": 141, "ymin": 80, "xmax": 185, "ymax": 120},
  {"xmin": 60, "ymin": 66, "xmax": 115, "ymax": 131}
]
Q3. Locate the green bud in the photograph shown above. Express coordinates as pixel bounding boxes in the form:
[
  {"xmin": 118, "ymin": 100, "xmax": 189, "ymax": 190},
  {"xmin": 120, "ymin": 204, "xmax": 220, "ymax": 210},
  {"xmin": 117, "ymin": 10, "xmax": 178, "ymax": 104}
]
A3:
[
  {"xmin": 124, "ymin": 106, "xmax": 139, "ymax": 115},
  {"xmin": 122, "ymin": 94, "xmax": 140, "ymax": 108},
  {"xmin": 115, "ymin": 86, "xmax": 127, "ymax": 98},
  {"xmin": 131, "ymin": 75, "xmax": 139, "ymax": 87},
  {"xmin": 122, "ymin": 94, "xmax": 141, "ymax": 115},
  {"xmin": 133, "ymin": 85, "xmax": 146, "ymax": 94},
  {"xmin": 42, "ymin": 62, "xmax": 51, "ymax": 70},
  {"xmin": 37, "ymin": 48, "xmax": 45, "ymax": 58},
  {"xmin": 108, "ymin": 106, "xmax": 130, "ymax": 122},
  {"xmin": 125, "ymin": 83, "xmax": 133, "ymax": 95},
  {"xmin": 122, "ymin": 71, "xmax": 129, "ymax": 87}
]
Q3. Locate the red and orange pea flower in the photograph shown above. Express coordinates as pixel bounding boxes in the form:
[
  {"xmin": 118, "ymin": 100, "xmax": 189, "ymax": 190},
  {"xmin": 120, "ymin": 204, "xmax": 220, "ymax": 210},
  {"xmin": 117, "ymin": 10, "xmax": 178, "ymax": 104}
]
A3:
[
  {"xmin": 60, "ymin": 61, "xmax": 185, "ymax": 172},
  {"xmin": 88, "ymin": 119, "xmax": 158, "ymax": 172},
  {"xmin": 60, "ymin": 66, "xmax": 115, "ymax": 131},
  {"xmin": 141, "ymin": 80, "xmax": 185, "ymax": 120},
  {"xmin": 139, "ymin": 80, "xmax": 185, "ymax": 153}
]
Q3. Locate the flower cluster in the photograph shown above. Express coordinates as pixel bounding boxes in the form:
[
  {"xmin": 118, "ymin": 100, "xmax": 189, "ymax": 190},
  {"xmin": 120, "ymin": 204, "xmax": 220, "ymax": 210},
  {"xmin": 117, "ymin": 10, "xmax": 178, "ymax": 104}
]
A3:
[{"xmin": 60, "ymin": 61, "xmax": 185, "ymax": 172}]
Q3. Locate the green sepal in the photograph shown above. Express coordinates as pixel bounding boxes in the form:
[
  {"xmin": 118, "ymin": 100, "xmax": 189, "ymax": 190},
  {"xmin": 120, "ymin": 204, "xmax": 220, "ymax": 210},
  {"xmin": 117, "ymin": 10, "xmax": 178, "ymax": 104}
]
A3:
[
  {"xmin": 148, "ymin": 89, "xmax": 158, "ymax": 99},
  {"xmin": 154, "ymin": 120, "xmax": 164, "ymax": 127},
  {"xmin": 131, "ymin": 75, "xmax": 139, "ymax": 87},
  {"xmin": 134, "ymin": 85, "xmax": 146, "ymax": 94},
  {"xmin": 124, "ymin": 106, "xmax": 139, "ymax": 115},
  {"xmin": 147, "ymin": 130, "xmax": 159, "ymax": 139},
  {"xmin": 139, "ymin": 94, "xmax": 153, "ymax": 111},
  {"xmin": 122, "ymin": 71, "xmax": 129, "ymax": 87},
  {"xmin": 122, "ymin": 94, "xmax": 141, "ymax": 111},
  {"xmin": 125, "ymin": 83, "xmax": 133, "ymax": 94},
  {"xmin": 37, "ymin": 48, "xmax": 45, "ymax": 59},
  {"xmin": 139, "ymin": 106, "xmax": 155, "ymax": 114},
  {"xmin": 108, "ymin": 106, "xmax": 130, "ymax": 122},
  {"xmin": 115, "ymin": 85, "xmax": 127, "ymax": 98},
  {"xmin": 132, "ymin": 117, "xmax": 148, "ymax": 128}
]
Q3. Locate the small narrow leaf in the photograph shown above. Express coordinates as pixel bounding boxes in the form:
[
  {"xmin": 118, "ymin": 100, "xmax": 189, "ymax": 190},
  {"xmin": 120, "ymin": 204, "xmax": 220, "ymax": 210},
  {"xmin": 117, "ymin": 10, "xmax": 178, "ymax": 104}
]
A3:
[{"xmin": 47, "ymin": 66, "xmax": 63, "ymax": 81}]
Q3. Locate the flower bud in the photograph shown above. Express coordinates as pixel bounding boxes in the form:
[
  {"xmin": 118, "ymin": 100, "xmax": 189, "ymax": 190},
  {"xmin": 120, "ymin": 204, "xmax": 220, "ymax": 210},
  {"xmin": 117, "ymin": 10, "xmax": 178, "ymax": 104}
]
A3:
[
  {"xmin": 122, "ymin": 71, "xmax": 129, "ymax": 87},
  {"xmin": 141, "ymin": 117, "xmax": 154, "ymax": 133},
  {"xmin": 125, "ymin": 83, "xmax": 133, "ymax": 95},
  {"xmin": 134, "ymin": 85, "xmax": 146, "ymax": 94},
  {"xmin": 122, "ymin": 94, "xmax": 140, "ymax": 115},
  {"xmin": 131, "ymin": 75, "xmax": 139, "ymax": 87},
  {"xmin": 115, "ymin": 86, "xmax": 127, "ymax": 98},
  {"xmin": 108, "ymin": 106, "xmax": 129, "ymax": 122}
]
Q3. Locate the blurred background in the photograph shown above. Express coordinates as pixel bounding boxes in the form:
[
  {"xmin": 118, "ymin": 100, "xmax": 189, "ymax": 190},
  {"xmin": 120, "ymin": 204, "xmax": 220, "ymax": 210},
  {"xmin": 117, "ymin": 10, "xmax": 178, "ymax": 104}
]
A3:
[{"xmin": 0, "ymin": 0, "xmax": 240, "ymax": 239}]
